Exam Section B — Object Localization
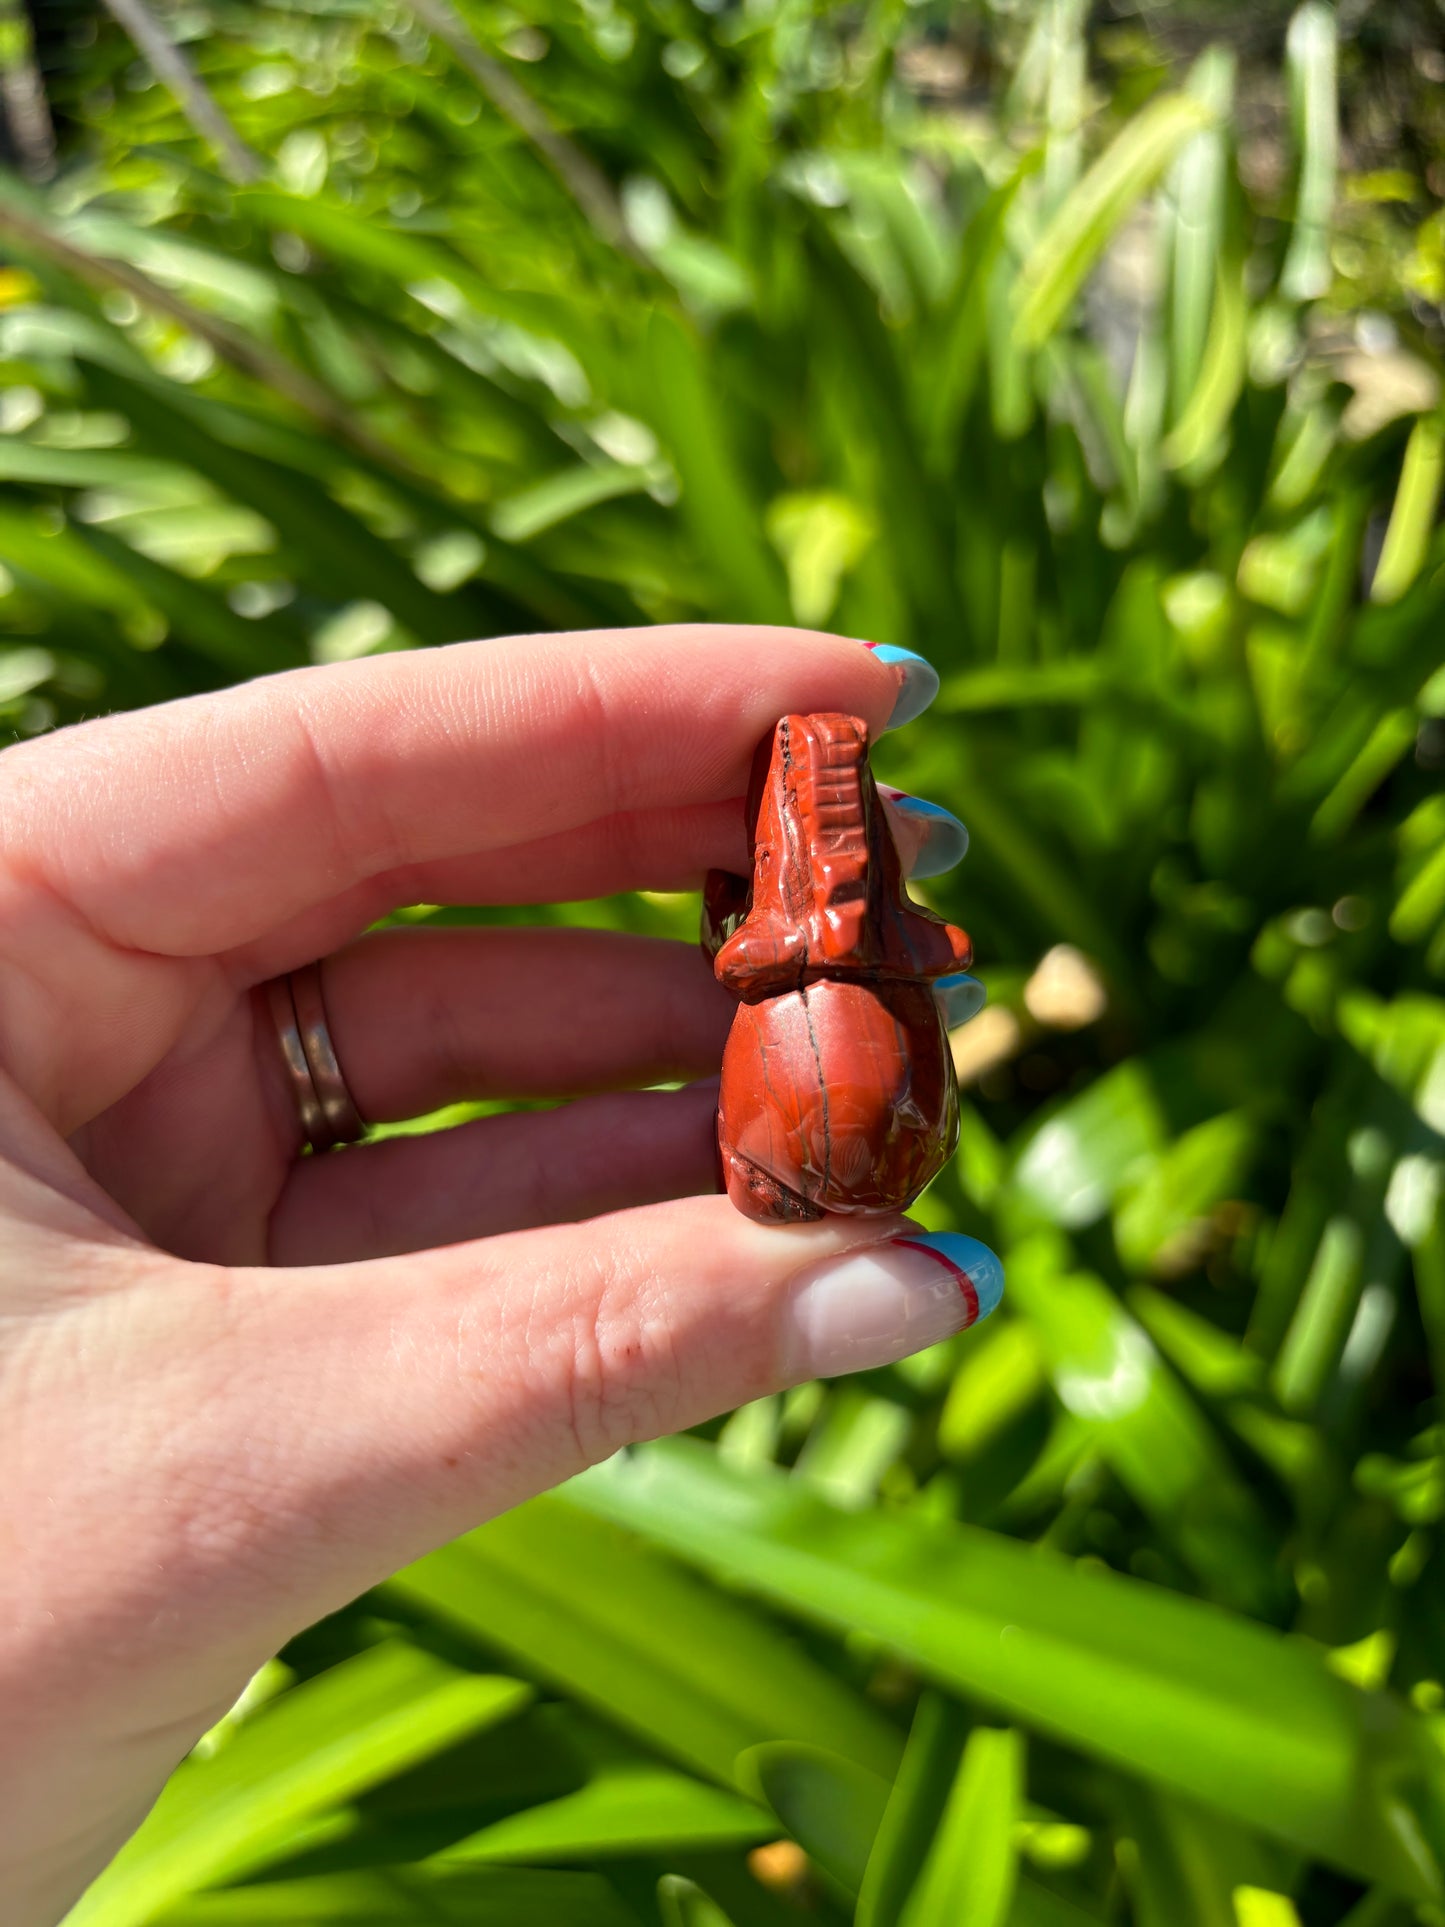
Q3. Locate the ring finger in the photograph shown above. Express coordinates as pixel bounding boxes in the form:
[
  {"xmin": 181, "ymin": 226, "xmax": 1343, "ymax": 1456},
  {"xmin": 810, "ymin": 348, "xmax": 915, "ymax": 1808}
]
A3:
[
  {"xmin": 262, "ymin": 926, "xmax": 736, "ymax": 1139},
  {"xmin": 262, "ymin": 927, "xmax": 733, "ymax": 1263}
]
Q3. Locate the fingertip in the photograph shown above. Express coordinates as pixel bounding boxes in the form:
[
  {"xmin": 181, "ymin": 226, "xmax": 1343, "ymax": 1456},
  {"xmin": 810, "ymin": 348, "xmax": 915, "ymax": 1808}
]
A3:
[
  {"xmin": 852, "ymin": 642, "xmax": 940, "ymax": 731},
  {"xmin": 935, "ymin": 972, "xmax": 987, "ymax": 1029},
  {"xmin": 778, "ymin": 1222, "xmax": 1001, "ymax": 1381},
  {"xmin": 878, "ymin": 788, "xmax": 969, "ymax": 879},
  {"xmin": 895, "ymin": 1231, "xmax": 1004, "ymax": 1324}
]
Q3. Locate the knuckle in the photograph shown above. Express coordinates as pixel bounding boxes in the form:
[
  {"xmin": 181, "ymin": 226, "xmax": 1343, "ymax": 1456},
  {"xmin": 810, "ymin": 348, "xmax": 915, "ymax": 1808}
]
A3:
[{"xmin": 550, "ymin": 1248, "xmax": 686, "ymax": 1468}]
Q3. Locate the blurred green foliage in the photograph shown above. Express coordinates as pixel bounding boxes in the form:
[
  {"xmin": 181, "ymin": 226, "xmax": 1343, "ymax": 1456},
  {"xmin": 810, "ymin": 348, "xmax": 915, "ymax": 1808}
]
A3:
[{"xmin": 4, "ymin": 0, "xmax": 1445, "ymax": 1922}]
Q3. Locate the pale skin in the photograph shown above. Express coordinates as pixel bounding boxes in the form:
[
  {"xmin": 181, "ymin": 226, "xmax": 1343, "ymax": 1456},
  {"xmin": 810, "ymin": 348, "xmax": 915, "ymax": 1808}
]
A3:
[{"xmin": 0, "ymin": 625, "xmax": 934, "ymax": 1925}]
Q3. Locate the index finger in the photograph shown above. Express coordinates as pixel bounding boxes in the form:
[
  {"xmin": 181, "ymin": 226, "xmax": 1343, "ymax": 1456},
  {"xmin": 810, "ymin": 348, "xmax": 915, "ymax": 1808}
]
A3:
[{"xmin": 0, "ymin": 626, "xmax": 923, "ymax": 959}]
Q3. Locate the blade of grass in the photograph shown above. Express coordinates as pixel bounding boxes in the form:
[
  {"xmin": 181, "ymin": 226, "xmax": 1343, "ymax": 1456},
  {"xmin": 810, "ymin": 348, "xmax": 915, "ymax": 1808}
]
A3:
[
  {"xmin": 936, "ymin": 661, "xmax": 1107, "ymax": 710},
  {"xmin": 1162, "ymin": 254, "xmax": 1247, "ymax": 476},
  {"xmin": 1247, "ymin": 1062, "xmax": 1365, "ymax": 1358},
  {"xmin": 924, "ymin": 151, "xmax": 1041, "ymax": 472},
  {"xmin": 804, "ymin": 218, "xmax": 959, "ymax": 631},
  {"xmin": 1310, "ymin": 709, "xmax": 1419, "ymax": 843},
  {"xmin": 1271, "ymin": 1089, "xmax": 1407, "ymax": 1417},
  {"xmin": 1115, "ymin": 1782, "xmax": 1293, "ymax": 1927}
]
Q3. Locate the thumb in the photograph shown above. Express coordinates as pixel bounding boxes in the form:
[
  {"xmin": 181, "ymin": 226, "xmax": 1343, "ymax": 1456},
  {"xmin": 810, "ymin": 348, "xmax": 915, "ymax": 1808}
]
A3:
[
  {"xmin": 207, "ymin": 1199, "xmax": 1003, "ymax": 1633},
  {"xmin": 4, "ymin": 1201, "xmax": 1000, "ymax": 1925}
]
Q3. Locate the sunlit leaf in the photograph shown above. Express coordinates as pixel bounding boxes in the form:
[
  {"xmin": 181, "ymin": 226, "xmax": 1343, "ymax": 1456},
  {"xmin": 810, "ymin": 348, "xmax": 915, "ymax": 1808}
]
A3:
[
  {"xmin": 439, "ymin": 1765, "xmax": 772, "ymax": 1863},
  {"xmin": 569, "ymin": 1442, "xmax": 1445, "ymax": 1900},
  {"xmin": 1279, "ymin": 4, "xmax": 1338, "ymax": 301},
  {"xmin": 1016, "ymin": 93, "xmax": 1215, "ymax": 347},
  {"xmin": 899, "ymin": 1725, "xmax": 1023, "ymax": 1927},
  {"xmin": 386, "ymin": 1498, "xmax": 902, "ymax": 1787},
  {"xmin": 63, "ymin": 1647, "xmax": 532, "ymax": 1927}
]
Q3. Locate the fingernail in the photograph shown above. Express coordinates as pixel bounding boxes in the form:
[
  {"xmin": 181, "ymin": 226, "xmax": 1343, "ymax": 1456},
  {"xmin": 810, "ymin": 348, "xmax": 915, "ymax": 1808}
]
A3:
[
  {"xmin": 783, "ymin": 1232, "xmax": 1003, "ymax": 1380},
  {"xmin": 936, "ymin": 972, "xmax": 987, "ymax": 1029},
  {"xmin": 878, "ymin": 786, "xmax": 969, "ymax": 879},
  {"xmin": 854, "ymin": 641, "xmax": 940, "ymax": 731}
]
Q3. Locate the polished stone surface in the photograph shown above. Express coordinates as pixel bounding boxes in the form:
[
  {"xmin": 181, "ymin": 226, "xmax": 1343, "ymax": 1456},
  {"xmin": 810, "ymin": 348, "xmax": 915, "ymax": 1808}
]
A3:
[{"xmin": 706, "ymin": 712, "xmax": 972, "ymax": 1222}]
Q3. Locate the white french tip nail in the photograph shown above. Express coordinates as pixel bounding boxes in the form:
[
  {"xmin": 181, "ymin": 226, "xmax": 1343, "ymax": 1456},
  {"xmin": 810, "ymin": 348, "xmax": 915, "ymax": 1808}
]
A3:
[{"xmin": 782, "ymin": 1233, "xmax": 1002, "ymax": 1381}]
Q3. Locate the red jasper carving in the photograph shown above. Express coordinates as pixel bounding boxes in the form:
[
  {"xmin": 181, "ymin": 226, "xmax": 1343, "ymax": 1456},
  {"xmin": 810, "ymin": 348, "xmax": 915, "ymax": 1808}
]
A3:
[{"xmin": 704, "ymin": 713, "xmax": 972, "ymax": 1223}]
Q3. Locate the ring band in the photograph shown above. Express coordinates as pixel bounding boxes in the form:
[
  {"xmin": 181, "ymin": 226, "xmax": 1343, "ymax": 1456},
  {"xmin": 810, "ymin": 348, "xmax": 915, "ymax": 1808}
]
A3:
[
  {"xmin": 266, "ymin": 962, "xmax": 368, "ymax": 1153},
  {"xmin": 289, "ymin": 962, "xmax": 368, "ymax": 1148}
]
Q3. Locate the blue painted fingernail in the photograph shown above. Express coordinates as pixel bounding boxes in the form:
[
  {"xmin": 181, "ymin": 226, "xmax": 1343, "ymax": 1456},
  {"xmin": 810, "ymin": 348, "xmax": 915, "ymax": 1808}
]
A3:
[
  {"xmin": 878, "ymin": 786, "xmax": 968, "ymax": 879},
  {"xmin": 935, "ymin": 972, "xmax": 986, "ymax": 1029},
  {"xmin": 890, "ymin": 1232, "xmax": 1004, "ymax": 1327},
  {"xmin": 855, "ymin": 641, "xmax": 940, "ymax": 731}
]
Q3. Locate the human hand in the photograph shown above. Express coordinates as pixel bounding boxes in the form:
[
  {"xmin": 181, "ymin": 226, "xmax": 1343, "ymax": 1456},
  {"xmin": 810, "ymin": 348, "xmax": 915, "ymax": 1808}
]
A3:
[{"xmin": 0, "ymin": 624, "xmax": 1000, "ymax": 1924}]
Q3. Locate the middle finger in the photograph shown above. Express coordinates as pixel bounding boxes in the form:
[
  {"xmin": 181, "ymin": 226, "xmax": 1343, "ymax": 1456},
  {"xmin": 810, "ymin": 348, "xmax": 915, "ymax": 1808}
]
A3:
[
  {"xmin": 294, "ymin": 926, "xmax": 736, "ymax": 1127},
  {"xmin": 232, "ymin": 786, "xmax": 969, "ymax": 984}
]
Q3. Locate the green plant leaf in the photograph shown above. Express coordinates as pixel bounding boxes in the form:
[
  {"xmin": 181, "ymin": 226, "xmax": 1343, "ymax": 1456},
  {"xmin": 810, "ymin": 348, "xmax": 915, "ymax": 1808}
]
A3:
[
  {"xmin": 657, "ymin": 1875, "xmax": 738, "ymax": 1927},
  {"xmin": 1279, "ymin": 3, "xmax": 1339, "ymax": 302},
  {"xmin": 1008, "ymin": 1062, "xmax": 1170, "ymax": 1230},
  {"xmin": 1016, "ymin": 93, "xmax": 1215, "ymax": 347},
  {"xmin": 1371, "ymin": 414, "xmax": 1445, "ymax": 606},
  {"xmin": 1115, "ymin": 1783, "xmax": 1293, "ymax": 1927},
  {"xmin": 1162, "ymin": 48, "xmax": 1237, "ymax": 419},
  {"xmin": 438, "ymin": 1765, "xmax": 773, "ymax": 1863},
  {"xmin": 567, "ymin": 1441, "xmax": 1445, "ymax": 1900},
  {"xmin": 1113, "ymin": 1111, "xmax": 1257, "ymax": 1274},
  {"xmin": 1010, "ymin": 1880, "xmax": 1111, "ymax": 1926},
  {"xmin": 641, "ymin": 308, "xmax": 790, "ymax": 623},
  {"xmin": 385, "ymin": 1498, "xmax": 902, "ymax": 1789},
  {"xmin": 150, "ymin": 1867, "xmax": 639, "ymax": 1925},
  {"xmin": 63, "ymin": 1646, "xmax": 532, "ymax": 1927},
  {"xmin": 738, "ymin": 1743, "xmax": 892, "ymax": 1897},
  {"xmin": 900, "ymin": 1725, "xmax": 1023, "ymax": 1927},
  {"xmin": 1004, "ymin": 1234, "xmax": 1277, "ymax": 1612},
  {"xmin": 857, "ymin": 1692, "xmax": 974, "ymax": 1927},
  {"xmin": 75, "ymin": 363, "xmax": 492, "ymax": 643}
]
